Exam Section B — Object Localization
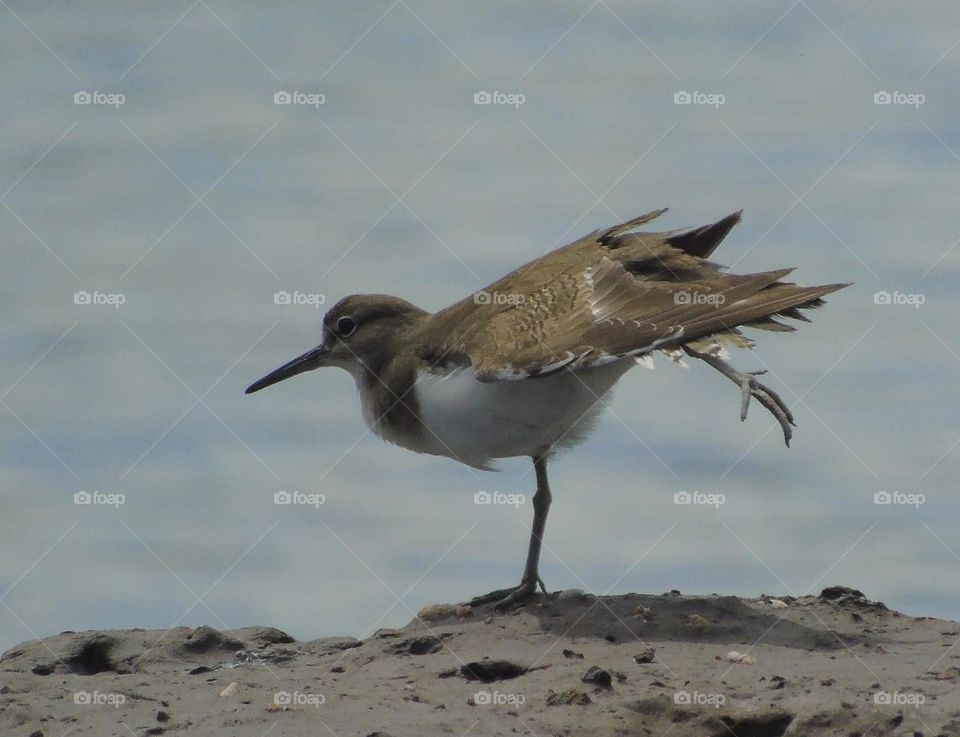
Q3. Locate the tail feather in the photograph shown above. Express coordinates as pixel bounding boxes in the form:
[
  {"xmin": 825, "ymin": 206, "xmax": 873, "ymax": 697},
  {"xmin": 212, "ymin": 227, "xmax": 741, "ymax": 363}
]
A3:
[
  {"xmin": 706, "ymin": 282, "xmax": 849, "ymax": 336},
  {"xmin": 666, "ymin": 210, "xmax": 743, "ymax": 259}
]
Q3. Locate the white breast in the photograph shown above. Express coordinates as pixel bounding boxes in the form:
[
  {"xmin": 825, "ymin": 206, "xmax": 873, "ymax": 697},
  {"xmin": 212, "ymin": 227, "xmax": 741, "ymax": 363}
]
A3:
[{"xmin": 411, "ymin": 359, "xmax": 633, "ymax": 469}]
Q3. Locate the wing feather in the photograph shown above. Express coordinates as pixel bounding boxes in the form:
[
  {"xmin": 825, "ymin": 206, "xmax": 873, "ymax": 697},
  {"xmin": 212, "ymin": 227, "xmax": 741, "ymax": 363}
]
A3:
[{"xmin": 420, "ymin": 211, "xmax": 849, "ymax": 381}]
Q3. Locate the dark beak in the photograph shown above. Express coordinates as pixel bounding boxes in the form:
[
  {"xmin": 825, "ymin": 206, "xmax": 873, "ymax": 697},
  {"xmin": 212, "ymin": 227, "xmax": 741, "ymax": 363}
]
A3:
[{"xmin": 245, "ymin": 346, "xmax": 327, "ymax": 394}]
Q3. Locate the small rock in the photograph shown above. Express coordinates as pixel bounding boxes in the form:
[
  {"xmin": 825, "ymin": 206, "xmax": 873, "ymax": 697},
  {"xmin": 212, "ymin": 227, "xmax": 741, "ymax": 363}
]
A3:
[
  {"xmin": 219, "ymin": 681, "xmax": 239, "ymax": 697},
  {"xmin": 246, "ymin": 626, "xmax": 295, "ymax": 645},
  {"xmin": 634, "ymin": 604, "xmax": 655, "ymax": 619},
  {"xmin": 768, "ymin": 598, "xmax": 788, "ymax": 608},
  {"xmin": 31, "ymin": 664, "xmax": 54, "ymax": 676},
  {"xmin": 634, "ymin": 648, "xmax": 656, "ymax": 664},
  {"xmin": 460, "ymin": 659, "xmax": 528, "ymax": 683},
  {"xmin": 562, "ymin": 649, "xmax": 584, "ymax": 659},
  {"xmin": 820, "ymin": 678, "xmax": 835, "ymax": 686},
  {"xmin": 156, "ymin": 710, "xmax": 170, "ymax": 722},
  {"xmin": 557, "ymin": 589, "xmax": 590, "ymax": 601},
  {"xmin": 546, "ymin": 688, "xmax": 591, "ymax": 706},
  {"xmin": 821, "ymin": 585, "xmax": 865, "ymax": 600},
  {"xmin": 581, "ymin": 666, "xmax": 612, "ymax": 689},
  {"xmin": 417, "ymin": 604, "xmax": 454, "ymax": 622},
  {"xmin": 188, "ymin": 666, "xmax": 212, "ymax": 675},
  {"xmin": 29, "ymin": 731, "xmax": 44, "ymax": 737},
  {"xmin": 687, "ymin": 614, "xmax": 709, "ymax": 628},
  {"xmin": 331, "ymin": 665, "xmax": 345, "ymax": 673},
  {"xmin": 715, "ymin": 650, "xmax": 756, "ymax": 665}
]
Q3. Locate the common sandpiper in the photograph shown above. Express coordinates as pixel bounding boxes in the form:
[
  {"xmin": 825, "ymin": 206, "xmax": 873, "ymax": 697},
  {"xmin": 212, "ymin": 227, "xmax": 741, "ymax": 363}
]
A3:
[{"xmin": 246, "ymin": 208, "xmax": 848, "ymax": 608}]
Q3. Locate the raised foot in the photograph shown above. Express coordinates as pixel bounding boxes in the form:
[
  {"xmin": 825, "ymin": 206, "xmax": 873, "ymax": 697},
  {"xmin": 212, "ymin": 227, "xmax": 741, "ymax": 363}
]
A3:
[
  {"xmin": 467, "ymin": 576, "xmax": 547, "ymax": 610},
  {"xmin": 737, "ymin": 369, "xmax": 796, "ymax": 446},
  {"xmin": 684, "ymin": 349, "xmax": 798, "ymax": 447}
]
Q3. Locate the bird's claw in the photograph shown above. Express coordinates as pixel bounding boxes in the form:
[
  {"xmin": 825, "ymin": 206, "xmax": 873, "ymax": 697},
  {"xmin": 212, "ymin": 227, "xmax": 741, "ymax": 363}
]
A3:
[
  {"xmin": 467, "ymin": 575, "xmax": 547, "ymax": 610},
  {"xmin": 737, "ymin": 369, "xmax": 795, "ymax": 446},
  {"xmin": 685, "ymin": 348, "xmax": 796, "ymax": 447}
]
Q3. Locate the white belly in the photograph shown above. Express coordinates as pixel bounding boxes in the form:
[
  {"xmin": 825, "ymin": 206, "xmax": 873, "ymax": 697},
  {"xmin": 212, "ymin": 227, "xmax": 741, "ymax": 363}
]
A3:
[{"xmin": 412, "ymin": 359, "xmax": 633, "ymax": 468}]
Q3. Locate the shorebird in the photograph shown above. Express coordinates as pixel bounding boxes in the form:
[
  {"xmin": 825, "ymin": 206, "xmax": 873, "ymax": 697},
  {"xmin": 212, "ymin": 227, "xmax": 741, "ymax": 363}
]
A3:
[{"xmin": 246, "ymin": 209, "xmax": 848, "ymax": 608}]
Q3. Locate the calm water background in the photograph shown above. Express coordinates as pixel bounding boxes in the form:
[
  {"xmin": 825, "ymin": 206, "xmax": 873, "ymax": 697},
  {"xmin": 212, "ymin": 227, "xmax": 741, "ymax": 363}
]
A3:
[{"xmin": 2, "ymin": 2, "xmax": 959, "ymax": 652}]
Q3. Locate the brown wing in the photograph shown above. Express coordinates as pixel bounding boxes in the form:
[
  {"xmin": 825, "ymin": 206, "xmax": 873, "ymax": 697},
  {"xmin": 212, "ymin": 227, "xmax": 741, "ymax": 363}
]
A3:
[{"xmin": 422, "ymin": 209, "xmax": 849, "ymax": 381}]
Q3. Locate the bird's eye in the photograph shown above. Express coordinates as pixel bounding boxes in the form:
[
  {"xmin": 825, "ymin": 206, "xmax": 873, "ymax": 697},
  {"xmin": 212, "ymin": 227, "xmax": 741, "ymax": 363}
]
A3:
[{"xmin": 336, "ymin": 315, "xmax": 358, "ymax": 337}]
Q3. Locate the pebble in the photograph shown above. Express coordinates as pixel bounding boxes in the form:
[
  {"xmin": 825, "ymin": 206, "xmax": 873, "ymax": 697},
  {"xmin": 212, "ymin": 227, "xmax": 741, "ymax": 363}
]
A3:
[
  {"xmin": 581, "ymin": 666, "xmax": 612, "ymax": 688},
  {"xmin": 633, "ymin": 648, "xmax": 656, "ymax": 664},
  {"xmin": 715, "ymin": 651, "xmax": 756, "ymax": 665}
]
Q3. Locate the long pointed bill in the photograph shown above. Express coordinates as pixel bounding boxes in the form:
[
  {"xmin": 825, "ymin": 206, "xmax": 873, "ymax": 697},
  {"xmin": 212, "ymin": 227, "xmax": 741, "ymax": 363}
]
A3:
[{"xmin": 245, "ymin": 346, "xmax": 326, "ymax": 394}]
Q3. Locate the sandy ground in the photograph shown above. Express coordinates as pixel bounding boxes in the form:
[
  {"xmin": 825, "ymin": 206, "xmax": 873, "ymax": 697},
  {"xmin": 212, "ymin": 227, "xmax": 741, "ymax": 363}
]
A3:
[{"xmin": 3, "ymin": 586, "xmax": 959, "ymax": 737}]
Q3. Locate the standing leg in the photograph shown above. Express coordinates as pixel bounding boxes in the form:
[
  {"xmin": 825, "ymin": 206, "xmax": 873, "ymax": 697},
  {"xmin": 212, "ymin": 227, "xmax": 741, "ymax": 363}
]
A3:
[
  {"xmin": 468, "ymin": 453, "xmax": 552, "ymax": 609},
  {"xmin": 521, "ymin": 453, "xmax": 551, "ymax": 593}
]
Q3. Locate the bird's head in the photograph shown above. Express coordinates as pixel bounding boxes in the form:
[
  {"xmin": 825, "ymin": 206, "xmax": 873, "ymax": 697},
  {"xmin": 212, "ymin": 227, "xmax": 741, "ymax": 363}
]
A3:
[{"xmin": 245, "ymin": 294, "xmax": 428, "ymax": 394}]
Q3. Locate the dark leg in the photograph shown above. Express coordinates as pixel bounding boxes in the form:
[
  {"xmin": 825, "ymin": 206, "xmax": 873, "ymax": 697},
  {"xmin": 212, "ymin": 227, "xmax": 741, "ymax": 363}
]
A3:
[{"xmin": 467, "ymin": 453, "xmax": 551, "ymax": 609}]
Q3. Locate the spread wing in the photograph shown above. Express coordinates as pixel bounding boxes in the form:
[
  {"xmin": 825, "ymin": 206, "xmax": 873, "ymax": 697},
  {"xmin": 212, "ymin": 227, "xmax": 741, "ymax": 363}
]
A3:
[{"xmin": 421, "ymin": 209, "xmax": 848, "ymax": 382}]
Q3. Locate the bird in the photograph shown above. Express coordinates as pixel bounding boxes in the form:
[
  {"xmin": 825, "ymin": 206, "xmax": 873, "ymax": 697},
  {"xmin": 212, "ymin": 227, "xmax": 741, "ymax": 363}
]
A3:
[{"xmin": 245, "ymin": 208, "xmax": 848, "ymax": 609}]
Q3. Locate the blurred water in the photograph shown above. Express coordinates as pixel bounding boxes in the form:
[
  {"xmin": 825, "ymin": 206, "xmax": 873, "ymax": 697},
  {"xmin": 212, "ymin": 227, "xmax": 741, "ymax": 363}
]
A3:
[{"xmin": 2, "ymin": 2, "xmax": 959, "ymax": 652}]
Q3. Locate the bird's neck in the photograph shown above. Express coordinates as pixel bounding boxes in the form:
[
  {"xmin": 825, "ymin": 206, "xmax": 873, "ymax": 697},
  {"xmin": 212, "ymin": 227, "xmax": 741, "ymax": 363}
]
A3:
[{"xmin": 351, "ymin": 317, "xmax": 431, "ymax": 449}]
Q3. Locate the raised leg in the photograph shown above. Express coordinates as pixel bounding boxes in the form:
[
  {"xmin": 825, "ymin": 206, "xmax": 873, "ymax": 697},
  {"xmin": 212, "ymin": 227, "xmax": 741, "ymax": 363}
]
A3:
[
  {"xmin": 467, "ymin": 453, "xmax": 552, "ymax": 609},
  {"xmin": 685, "ymin": 348, "xmax": 796, "ymax": 446}
]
